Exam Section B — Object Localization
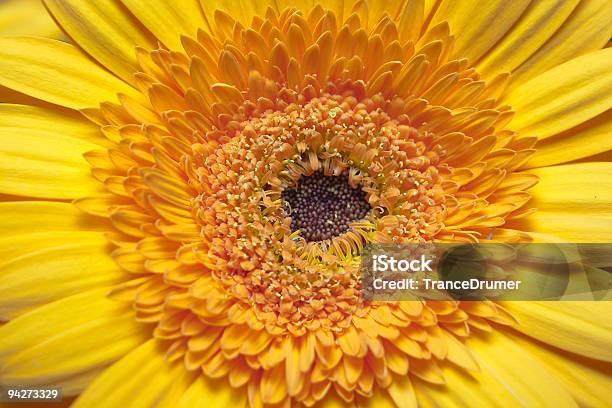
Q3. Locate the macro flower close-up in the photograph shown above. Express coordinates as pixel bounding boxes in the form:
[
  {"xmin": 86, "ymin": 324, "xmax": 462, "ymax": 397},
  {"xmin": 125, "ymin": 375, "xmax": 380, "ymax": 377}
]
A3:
[{"xmin": 0, "ymin": 0, "xmax": 611, "ymax": 407}]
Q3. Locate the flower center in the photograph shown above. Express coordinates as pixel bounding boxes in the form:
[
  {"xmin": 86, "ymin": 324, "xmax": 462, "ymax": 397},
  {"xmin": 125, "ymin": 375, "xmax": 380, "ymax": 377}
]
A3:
[{"xmin": 282, "ymin": 171, "xmax": 371, "ymax": 242}]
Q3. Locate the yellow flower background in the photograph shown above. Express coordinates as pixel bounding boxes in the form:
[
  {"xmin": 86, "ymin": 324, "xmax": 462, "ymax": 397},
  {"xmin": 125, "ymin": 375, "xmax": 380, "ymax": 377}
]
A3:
[{"xmin": 0, "ymin": 0, "xmax": 611, "ymax": 407}]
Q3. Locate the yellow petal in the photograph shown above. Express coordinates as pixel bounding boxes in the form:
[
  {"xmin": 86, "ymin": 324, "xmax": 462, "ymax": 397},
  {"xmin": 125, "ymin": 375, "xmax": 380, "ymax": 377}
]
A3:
[
  {"xmin": 509, "ymin": 0, "xmax": 612, "ymax": 87},
  {"xmin": 74, "ymin": 194, "xmax": 130, "ymax": 218},
  {"xmin": 443, "ymin": 330, "xmax": 479, "ymax": 372},
  {"xmin": 0, "ymin": 36, "xmax": 139, "ymax": 109},
  {"xmin": 397, "ymin": 0, "xmax": 425, "ymax": 43},
  {"xmin": 120, "ymin": 0, "xmax": 207, "ymax": 50},
  {"xmin": 431, "ymin": 0, "xmax": 531, "ymax": 63},
  {"xmin": 476, "ymin": 0, "xmax": 580, "ymax": 76},
  {"xmin": 43, "ymin": 0, "xmax": 157, "ymax": 85},
  {"xmin": 526, "ymin": 163, "xmax": 612, "ymax": 214},
  {"xmin": 0, "ymin": 231, "xmax": 107, "ymax": 265},
  {"xmin": 387, "ymin": 374, "xmax": 417, "ymax": 408},
  {"xmin": 0, "ymin": 104, "xmax": 108, "ymax": 146},
  {"xmin": 0, "ymin": 288, "xmax": 120, "ymax": 356},
  {"xmin": 359, "ymin": 0, "xmax": 406, "ymax": 29},
  {"xmin": 423, "ymin": 0, "xmax": 438, "ymax": 22},
  {"xmin": 199, "ymin": 0, "xmax": 271, "ymax": 28},
  {"xmin": 515, "ymin": 211, "xmax": 612, "ymax": 242},
  {"xmin": 285, "ymin": 337, "xmax": 302, "ymax": 396},
  {"xmin": 0, "ymin": 287, "xmax": 149, "ymax": 395},
  {"xmin": 0, "ymin": 232, "xmax": 126, "ymax": 319},
  {"xmin": 175, "ymin": 373, "xmax": 247, "ymax": 408},
  {"xmin": 0, "ymin": 83, "xmax": 61, "ymax": 108},
  {"xmin": 260, "ymin": 362, "xmax": 287, "ymax": 404},
  {"xmin": 511, "ymin": 162, "xmax": 612, "ymax": 242},
  {"xmin": 155, "ymin": 366, "xmax": 198, "ymax": 408},
  {"xmin": 501, "ymin": 302, "xmax": 612, "ymax": 362},
  {"xmin": 506, "ymin": 48, "xmax": 612, "ymax": 139},
  {"xmin": 415, "ymin": 332, "xmax": 577, "ymax": 407},
  {"xmin": 357, "ymin": 389, "xmax": 396, "ymax": 408},
  {"xmin": 72, "ymin": 340, "xmax": 189, "ymax": 408},
  {"xmin": 0, "ymin": 127, "xmax": 104, "ymax": 199},
  {"xmin": 0, "ymin": 201, "xmax": 110, "ymax": 237},
  {"xmin": 0, "ymin": 0, "xmax": 62, "ymax": 38},
  {"xmin": 507, "ymin": 330, "xmax": 612, "ymax": 407},
  {"xmin": 414, "ymin": 362, "xmax": 517, "ymax": 407},
  {"xmin": 468, "ymin": 332, "xmax": 578, "ymax": 407},
  {"xmin": 523, "ymin": 110, "xmax": 612, "ymax": 168}
]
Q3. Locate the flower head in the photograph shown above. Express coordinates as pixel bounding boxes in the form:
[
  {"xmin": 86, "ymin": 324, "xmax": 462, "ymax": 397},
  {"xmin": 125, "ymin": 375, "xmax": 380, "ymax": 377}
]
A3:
[{"xmin": 0, "ymin": 0, "xmax": 611, "ymax": 407}]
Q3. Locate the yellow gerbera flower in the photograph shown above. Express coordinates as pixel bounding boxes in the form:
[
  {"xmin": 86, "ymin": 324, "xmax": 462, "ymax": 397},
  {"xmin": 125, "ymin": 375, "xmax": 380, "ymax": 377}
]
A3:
[{"xmin": 0, "ymin": 0, "xmax": 611, "ymax": 407}]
